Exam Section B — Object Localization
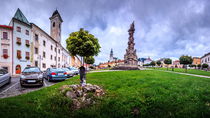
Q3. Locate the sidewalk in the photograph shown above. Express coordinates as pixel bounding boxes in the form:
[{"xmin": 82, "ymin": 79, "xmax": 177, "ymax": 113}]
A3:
[{"xmin": 153, "ymin": 69, "xmax": 210, "ymax": 79}]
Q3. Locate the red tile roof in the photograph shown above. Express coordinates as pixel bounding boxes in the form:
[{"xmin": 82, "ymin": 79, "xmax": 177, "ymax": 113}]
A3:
[{"xmin": 0, "ymin": 25, "xmax": 13, "ymax": 29}]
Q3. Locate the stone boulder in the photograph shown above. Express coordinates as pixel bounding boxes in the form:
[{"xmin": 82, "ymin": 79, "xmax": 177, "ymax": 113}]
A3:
[{"xmin": 59, "ymin": 83, "xmax": 105, "ymax": 109}]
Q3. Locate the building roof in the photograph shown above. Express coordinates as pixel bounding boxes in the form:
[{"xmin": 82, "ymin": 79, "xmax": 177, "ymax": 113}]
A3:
[
  {"xmin": 49, "ymin": 10, "xmax": 63, "ymax": 22},
  {"xmin": 13, "ymin": 8, "xmax": 30, "ymax": 25},
  {"xmin": 0, "ymin": 25, "xmax": 13, "ymax": 29},
  {"xmin": 201, "ymin": 52, "xmax": 210, "ymax": 59}
]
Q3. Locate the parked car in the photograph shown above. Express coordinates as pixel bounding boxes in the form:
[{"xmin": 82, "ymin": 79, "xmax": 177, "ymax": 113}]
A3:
[
  {"xmin": 68, "ymin": 67, "xmax": 79, "ymax": 75},
  {"xmin": 0, "ymin": 68, "xmax": 11, "ymax": 87},
  {"xmin": 62, "ymin": 68, "xmax": 74, "ymax": 77},
  {"xmin": 43, "ymin": 68, "xmax": 67, "ymax": 81},
  {"xmin": 20, "ymin": 67, "xmax": 43, "ymax": 87}
]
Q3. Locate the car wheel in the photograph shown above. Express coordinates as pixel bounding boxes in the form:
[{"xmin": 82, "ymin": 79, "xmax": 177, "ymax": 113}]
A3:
[
  {"xmin": 47, "ymin": 76, "xmax": 51, "ymax": 82},
  {"xmin": 20, "ymin": 83, "xmax": 24, "ymax": 87},
  {"xmin": 7, "ymin": 77, "xmax": 11, "ymax": 84}
]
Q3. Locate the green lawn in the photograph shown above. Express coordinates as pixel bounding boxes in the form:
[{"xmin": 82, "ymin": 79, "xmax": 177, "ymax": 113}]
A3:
[
  {"xmin": 151, "ymin": 67, "xmax": 210, "ymax": 76},
  {"xmin": 0, "ymin": 70, "xmax": 210, "ymax": 118}
]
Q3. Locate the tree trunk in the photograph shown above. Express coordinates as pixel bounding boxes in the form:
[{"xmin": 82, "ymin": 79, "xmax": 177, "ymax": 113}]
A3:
[
  {"xmin": 167, "ymin": 65, "xmax": 168, "ymax": 71},
  {"xmin": 185, "ymin": 65, "xmax": 187, "ymax": 73},
  {"xmin": 79, "ymin": 57, "xmax": 86, "ymax": 86}
]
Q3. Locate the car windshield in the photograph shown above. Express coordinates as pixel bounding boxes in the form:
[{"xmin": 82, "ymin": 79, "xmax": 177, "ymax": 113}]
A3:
[
  {"xmin": 62, "ymin": 68, "xmax": 70, "ymax": 71},
  {"xmin": 50, "ymin": 68, "xmax": 64, "ymax": 72},
  {"xmin": 23, "ymin": 67, "xmax": 41, "ymax": 73}
]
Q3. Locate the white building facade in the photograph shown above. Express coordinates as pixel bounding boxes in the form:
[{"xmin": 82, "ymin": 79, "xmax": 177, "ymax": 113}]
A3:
[
  {"xmin": 0, "ymin": 8, "xmax": 81, "ymax": 75},
  {"xmin": 0, "ymin": 25, "xmax": 13, "ymax": 73},
  {"xmin": 201, "ymin": 53, "xmax": 210, "ymax": 66}
]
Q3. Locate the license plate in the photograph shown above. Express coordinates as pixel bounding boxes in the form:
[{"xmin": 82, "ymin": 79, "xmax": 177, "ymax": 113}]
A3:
[
  {"xmin": 58, "ymin": 73, "xmax": 64, "ymax": 75},
  {"xmin": 27, "ymin": 80, "xmax": 36, "ymax": 83}
]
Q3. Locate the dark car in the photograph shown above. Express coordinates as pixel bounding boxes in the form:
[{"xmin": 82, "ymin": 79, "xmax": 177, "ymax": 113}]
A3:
[
  {"xmin": 20, "ymin": 67, "xmax": 43, "ymax": 87},
  {"xmin": 43, "ymin": 68, "xmax": 67, "ymax": 81},
  {"xmin": 0, "ymin": 68, "xmax": 11, "ymax": 87}
]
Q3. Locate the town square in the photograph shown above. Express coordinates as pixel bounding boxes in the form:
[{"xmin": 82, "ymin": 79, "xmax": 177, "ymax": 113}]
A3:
[{"xmin": 0, "ymin": 0, "xmax": 210, "ymax": 118}]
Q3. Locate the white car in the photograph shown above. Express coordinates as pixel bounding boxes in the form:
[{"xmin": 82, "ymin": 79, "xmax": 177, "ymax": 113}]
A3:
[
  {"xmin": 0, "ymin": 68, "xmax": 11, "ymax": 87},
  {"xmin": 68, "ymin": 67, "xmax": 79, "ymax": 75},
  {"xmin": 62, "ymin": 68, "xmax": 74, "ymax": 77}
]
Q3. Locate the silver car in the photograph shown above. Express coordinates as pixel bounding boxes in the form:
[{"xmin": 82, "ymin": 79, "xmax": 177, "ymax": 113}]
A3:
[{"xmin": 0, "ymin": 68, "xmax": 11, "ymax": 87}]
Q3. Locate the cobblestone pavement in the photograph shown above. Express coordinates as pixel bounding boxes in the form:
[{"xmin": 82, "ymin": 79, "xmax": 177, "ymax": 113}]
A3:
[{"xmin": 0, "ymin": 77, "xmax": 63, "ymax": 98}]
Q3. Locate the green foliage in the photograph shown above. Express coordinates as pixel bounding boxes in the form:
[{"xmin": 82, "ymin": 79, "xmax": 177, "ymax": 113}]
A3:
[
  {"xmin": 66, "ymin": 28, "xmax": 101, "ymax": 57},
  {"xmin": 202, "ymin": 64, "xmax": 209, "ymax": 69},
  {"xmin": 84, "ymin": 56, "xmax": 95, "ymax": 64},
  {"xmin": 179, "ymin": 55, "xmax": 193, "ymax": 65},
  {"xmin": 150, "ymin": 61, "xmax": 156, "ymax": 66},
  {"xmin": 156, "ymin": 60, "xmax": 161, "ymax": 66},
  {"xmin": 189, "ymin": 64, "xmax": 196, "ymax": 67},
  {"xmin": 164, "ymin": 58, "xmax": 172, "ymax": 65},
  {"xmin": 197, "ymin": 64, "xmax": 201, "ymax": 68},
  {"xmin": 143, "ymin": 64, "xmax": 150, "ymax": 66}
]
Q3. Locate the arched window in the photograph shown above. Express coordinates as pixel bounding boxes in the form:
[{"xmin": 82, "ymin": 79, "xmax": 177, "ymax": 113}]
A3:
[{"xmin": 53, "ymin": 22, "xmax": 55, "ymax": 27}]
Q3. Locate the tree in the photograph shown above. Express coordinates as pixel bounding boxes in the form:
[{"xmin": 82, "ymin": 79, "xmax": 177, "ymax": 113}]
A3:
[
  {"xmin": 164, "ymin": 58, "xmax": 172, "ymax": 70},
  {"xmin": 197, "ymin": 64, "xmax": 201, "ymax": 69},
  {"xmin": 202, "ymin": 64, "xmax": 209, "ymax": 70},
  {"xmin": 179, "ymin": 55, "xmax": 193, "ymax": 72},
  {"xmin": 66, "ymin": 28, "xmax": 101, "ymax": 85},
  {"xmin": 84, "ymin": 56, "xmax": 95, "ymax": 64},
  {"xmin": 150, "ymin": 61, "xmax": 156, "ymax": 68},
  {"xmin": 156, "ymin": 60, "xmax": 161, "ymax": 67}
]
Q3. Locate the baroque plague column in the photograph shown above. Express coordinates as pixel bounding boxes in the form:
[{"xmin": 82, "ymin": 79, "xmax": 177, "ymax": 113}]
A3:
[
  {"xmin": 124, "ymin": 21, "xmax": 138, "ymax": 65},
  {"xmin": 113, "ymin": 21, "xmax": 139, "ymax": 70}
]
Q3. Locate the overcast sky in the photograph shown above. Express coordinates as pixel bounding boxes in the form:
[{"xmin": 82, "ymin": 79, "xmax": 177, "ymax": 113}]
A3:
[{"xmin": 1, "ymin": 0, "xmax": 210, "ymax": 64}]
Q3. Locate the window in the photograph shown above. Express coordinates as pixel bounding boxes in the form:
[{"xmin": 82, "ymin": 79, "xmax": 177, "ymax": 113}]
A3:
[
  {"xmin": 54, "ymin": 56, "xmax": 56, "ymax": 61},
  {"xmin": 17, "ymin": 50, "xmax": 21, "ymax": 59},
  {"xmin": 25, "ymin": 52, "xmax": 30, "ymax": 60},
  {"xmin": 53, "ymin": 22, "xmax": 55, "ymax": 27},
  {"xmin": 43, "ymin": 40, "xmax": 46, "ymax": 46},
  {"xmin": 35, "ymin": 61, "xmax": 38, "ymax": 67},
  {"xmin": 58, "ymin": 57, "xmax": 60, "ymax": 61},
  {"xmin": 58, "ymin": 49, "xmax": 60, "ymax": 54},
  {"xmin": 3, "ymin": 32, "xmax": 8, "ymax": 39},
  {"xmin": 3, "ymin": 49, "xmax": 8, "ymax": 55},
  {"xmin": 54, "ymin": 47, "xmax": 56, "ymax": 52},
  {"xmin": 42, "ymin": 63, "xmax": 46, "ymax": 68},
  {"xmin": 51, "ymin": 55, "xmax": 53, "ymax": 60},
  {"xmin": 43, "ymin": 51, "xmax": 46, "ymax": 58},
  {"xmin": 25, "ymin": 40, "xmax": 30, "ymax": 47},
  {"xmin": 17, "ymin": 26, "xmax": 21, "ymax": 32},
  {"xmin": 35, "ymin": 34, "xmax": 38, "ymax": 41},
  {"xmin": 26, "ymin": 30, "xmax": 29, "ymax": 35},
  {"xmin": 59, "ymin": 24, "xmax": 61, "ymax": 28},
  {"xmin": 35, "ymin": 47, "xmax": 38, "ymax": 54},
  {"xmin": 16, "ymin": 37, "xmax": 21, "ymax": 45},
  {"xmin": 51, "ymin": 45, "xmax": 53, "ymax": 50}
]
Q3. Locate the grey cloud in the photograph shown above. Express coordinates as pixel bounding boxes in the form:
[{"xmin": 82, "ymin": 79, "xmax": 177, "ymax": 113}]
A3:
[{"xmin": 1, "ymin": 0, "xmax": 210, "ymax": 64}]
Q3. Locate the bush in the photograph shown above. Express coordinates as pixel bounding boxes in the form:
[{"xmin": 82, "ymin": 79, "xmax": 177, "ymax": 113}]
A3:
[{"xmin": 202, "ymin": 64, "xmax": 209, "ymax": 69}]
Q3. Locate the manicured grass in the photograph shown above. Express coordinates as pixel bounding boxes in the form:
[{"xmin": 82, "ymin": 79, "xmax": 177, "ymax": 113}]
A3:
[
  {"xmin": 152, "ymin": 67, "xmax": 210, "ymax": 76},
  {"xmin": 0, "ymin": 70, "xmax": 210, "ymax": 118}
]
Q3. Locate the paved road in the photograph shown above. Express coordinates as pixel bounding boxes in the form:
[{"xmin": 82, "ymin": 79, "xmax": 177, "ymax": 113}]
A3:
[{"xmin": 0, "ymin": 77, "xmax": 62, "ymax": 98}]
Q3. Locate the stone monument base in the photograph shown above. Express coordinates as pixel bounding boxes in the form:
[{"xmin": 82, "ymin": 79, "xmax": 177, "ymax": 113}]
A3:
[{"xmin": 112, "ymin": 64, "xmax": 140, "ymax": 70}]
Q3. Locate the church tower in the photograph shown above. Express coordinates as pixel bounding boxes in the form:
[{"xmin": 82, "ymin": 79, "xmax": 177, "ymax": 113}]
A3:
[
  {"xmin": 109, "ymin": 49, "xmax": 114, "ymax": 62},
  {"xmin": 49, "ymin": 10, "xmax": 63, "ymax": 43}
]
